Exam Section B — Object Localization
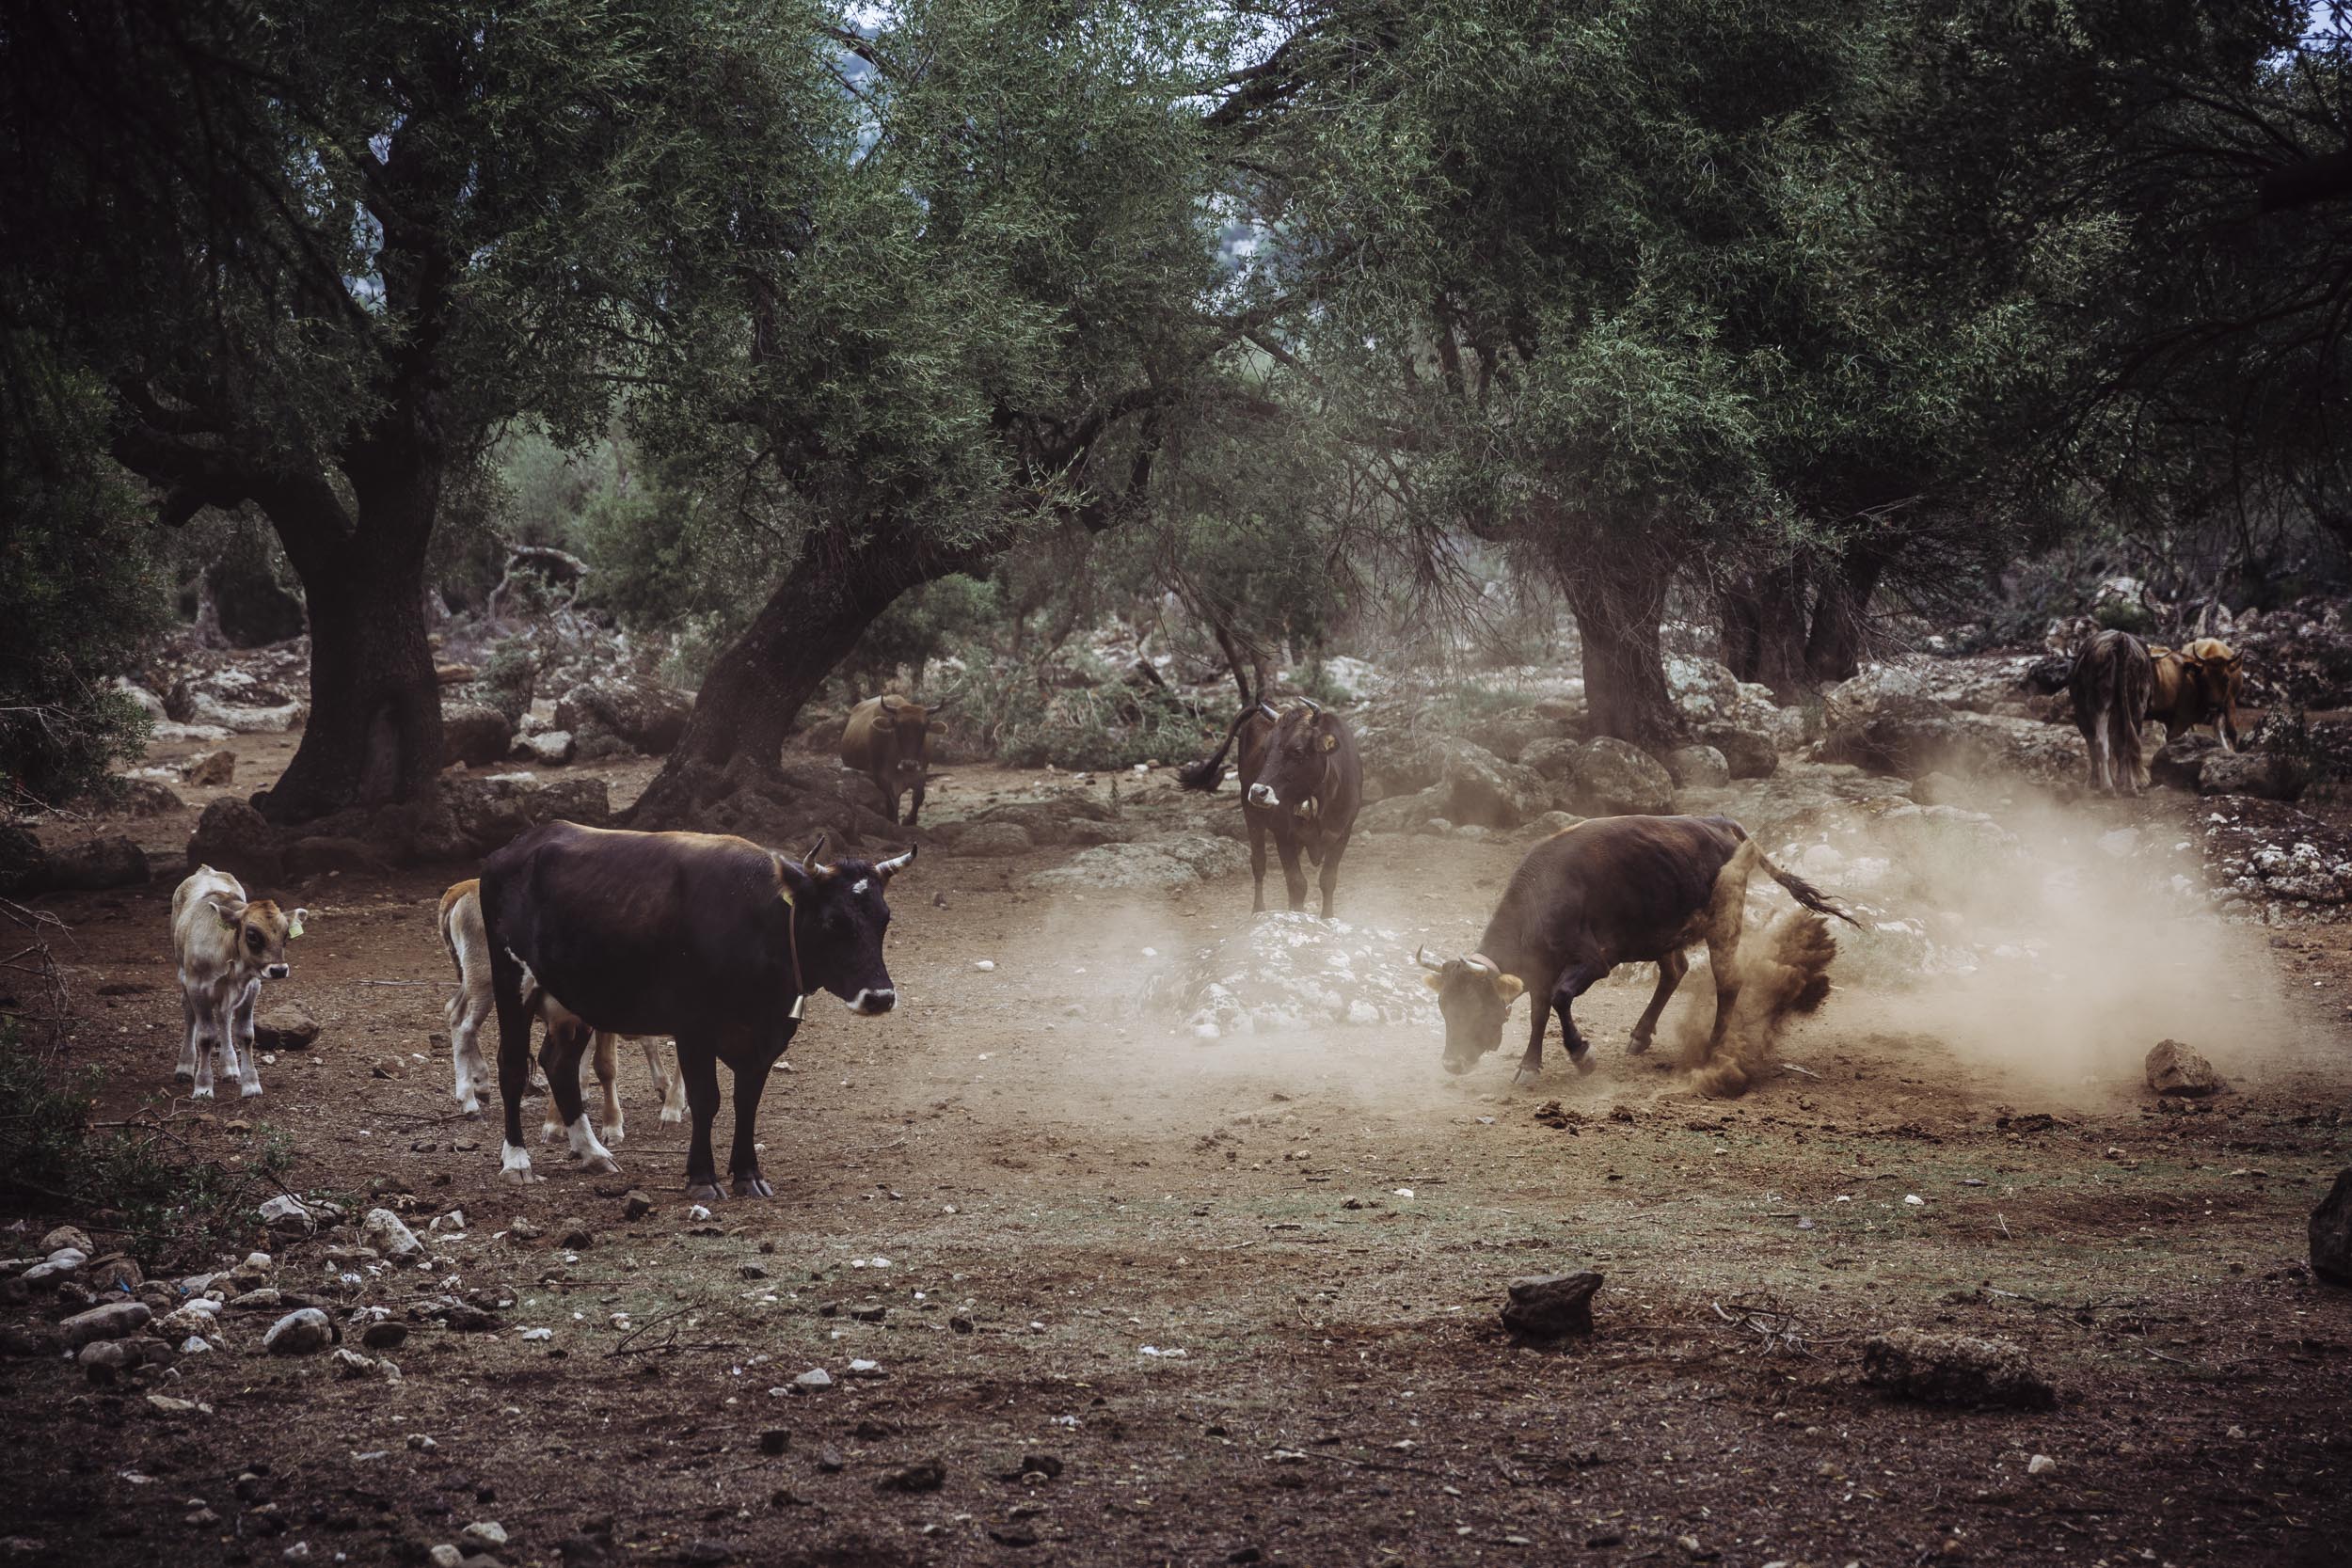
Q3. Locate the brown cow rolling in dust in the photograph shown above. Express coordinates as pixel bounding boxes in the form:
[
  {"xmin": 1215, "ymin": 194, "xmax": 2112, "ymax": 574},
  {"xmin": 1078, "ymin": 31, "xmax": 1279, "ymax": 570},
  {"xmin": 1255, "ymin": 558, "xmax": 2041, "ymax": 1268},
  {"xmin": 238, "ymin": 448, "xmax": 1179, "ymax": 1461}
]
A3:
[
  {"xmin": 1417, "ymin": 816, "xmax": 1853, "ymax": 1097},
  {"xmin": 2069, "ymin": 628, "xmax": 2156, "ymax": 796}
]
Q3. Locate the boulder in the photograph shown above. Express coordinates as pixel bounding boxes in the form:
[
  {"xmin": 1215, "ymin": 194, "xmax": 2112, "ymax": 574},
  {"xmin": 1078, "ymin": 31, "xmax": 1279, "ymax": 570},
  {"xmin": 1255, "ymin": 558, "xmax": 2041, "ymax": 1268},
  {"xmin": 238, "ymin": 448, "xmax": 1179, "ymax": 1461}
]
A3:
[
  {"xmin": 262, "ymin": 1307, "xmax": 337, "ymax": 1355},
  {"xmin": 113, "ymin": 777, "xmax": 186, "ymax": 816},
  {"xmin": 361, "ymin": 1209, "xmax": 423, "ymax": 1261},
  {"xmin": 441, "ymin": 703, "xmax": 516, "ymax": 768},
  {"xmin": 1860, "ymin": 1328, "xmax": 2054, "ymax": 1410},
  {"xmin": 1664, "ymin": 657, "xmax": 1741, "ymax": 723},
  {"xmin": 1822, "ymin": 666, "xmax": 1931, "ymax": 733},
  {"xmin": 2144, "ymin": 1039, "xmax": 2224, "ymax": 1098},
  {"xmin": 1695, "ymin": 723, "xmax": 1778, "ymax": 781},
  {"xmin": 2312, "ymin": 1169, "xmax": 2352, "ymax": 1287},
  {"xmin": 517, "ymin": 730, "xmax": 575, "ymax": 767},
  {"xmin": 77, "ymin": 1336, "xmax": 173, "ymax": 1383},
  {"xmin": 254, "ymin": 1006, "xmax": 322, "ymax": 1051},
  {"xmin": 114, "ymin": 678, "xmax": 169, "ymax": 721},
  {"xmin": 556, "ymin": 677, "xmax": 691, "ymax": 756},
  {"xmin": 630, "ymin": 756, "xmax": 903, "ymax": 850},
  {"xmin": 1166, "ymin": 911, "xmax": 1437, "ymax": 1037},
  {"xmin": 184, "ymin": 749, "xmax": 237, "ymax": 788},
  {"xmin": 1662, "ymin": 745, "xmax": 1730, "ymax": 790},
  {"xmin": 2150, "ymin": 733, "xmax": 2221, "ymax": 791},
  {"xmin": 1358, "ymin": 786, "xmax": 1446, "ymax": 835},
  {"xmin": 59, "ymin": 1301, "xmax": 151, "ymax": 1349},
  {"xmin": 187, "ymin": 799, "xmax": 284, "ymax": 882},
  {"xmin": 435, "ymin": 774, "xmax": 612, "ymax": 859},
  {"xmin": 1440, "ymin": 744, "xmax": 1550, "ymax": 829},
  {"xmin": 1518, "ymin": 736, "xmax": 1585, "ymax": 782},
  {"xmin": 1501, "ymin": 1271, "xmax": 1603, "ymax": 1339},
  {"xmin": 1465, "ymin": 708, "xmax": 1557, "ymax": 764},
  {"xmin": 2197, "ymin": 751, "xmax": 2308, "ymax": 801},
  {"xmin": 1354, "ymin": 731, "xmax": 1455, "ymax": 803},
  {"xmin": 1564, "ymin": 737, "xmax": 1674, "ymax": 817},
  {"xmin": 167, "ymin": 670, "xmax": 304, "ymax": 734}
]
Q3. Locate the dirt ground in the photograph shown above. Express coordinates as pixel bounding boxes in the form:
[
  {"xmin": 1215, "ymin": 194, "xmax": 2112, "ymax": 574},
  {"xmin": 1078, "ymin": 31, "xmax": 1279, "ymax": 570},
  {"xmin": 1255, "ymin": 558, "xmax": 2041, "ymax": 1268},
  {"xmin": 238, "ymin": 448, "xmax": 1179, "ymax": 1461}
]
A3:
[{"xmin": 6, "ymin": 732, "xmax": 2352, "ymax": 1568}]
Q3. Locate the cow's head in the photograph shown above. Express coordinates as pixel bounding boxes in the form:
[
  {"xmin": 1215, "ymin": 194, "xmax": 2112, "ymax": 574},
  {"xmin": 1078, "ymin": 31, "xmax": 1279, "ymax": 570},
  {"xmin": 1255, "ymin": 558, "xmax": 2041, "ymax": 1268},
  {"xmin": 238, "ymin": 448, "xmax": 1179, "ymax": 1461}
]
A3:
[
  {"xmin": 1416, "ymin": 946, "xmax": 1525, "ymax": 1073},
  {"xmin": 211, "ymin": 897, "xmax": 306, "ymax": 980},
  {"xmin": 1245, "ymin": 703, "xmax": 1342, "ymax": 824},
  {"xmin": 874, "ymin": 697, "xmax": 946, "ymax": 777},
  {"xmin": 774, "ymin": 833, "xmax": 915, "ymax": 1016},
  {"xmin": 2180, "ymin": 638, "xmax": 2245, "ymax": 721}
]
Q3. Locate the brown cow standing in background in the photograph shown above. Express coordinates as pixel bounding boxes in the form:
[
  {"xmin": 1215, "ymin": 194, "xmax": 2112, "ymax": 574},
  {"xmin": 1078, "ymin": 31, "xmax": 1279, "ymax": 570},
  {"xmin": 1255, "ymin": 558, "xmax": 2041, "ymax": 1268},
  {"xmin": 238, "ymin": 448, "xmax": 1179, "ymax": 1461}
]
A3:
[
  {"xmin": 1178, "ymin": 693, "xmax": 1362, "ymax": 918},
  {"xmin": 2148, "ymin": 637, "xmax": 2246, "ymax": 752},
  {"xmin": 2070, "ymin": 628, "xmax": 2156, "ymax": 796},
  {"xmin": 841, "ymin": 694, "xmax": 948, "ymax": 827}
]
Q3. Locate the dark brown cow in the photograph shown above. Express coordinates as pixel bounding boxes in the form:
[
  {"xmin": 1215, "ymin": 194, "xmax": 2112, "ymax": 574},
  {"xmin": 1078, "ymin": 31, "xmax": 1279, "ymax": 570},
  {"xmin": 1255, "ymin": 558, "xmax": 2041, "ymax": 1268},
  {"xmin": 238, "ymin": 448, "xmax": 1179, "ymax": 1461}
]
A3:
[
  {"xmin": 1417, "ymin": 816, "xmax": 1854, "ymax": 1088},
  {"xmin": 479, "ymin": 822, "xmax": 914, "ymax": 1198},
  {"xmin": 1179, "ymin": 694, "xmax": 1362, "ymax": 917},
  {"xmin": 2069, "ymin": 629, "xmax": 2156, "ymax": 795},
  {"xmin": 2148, "ymin": 637, "xmax": 2246, "ymax": 752},
  {"xmin": 841, "ymin": 694, "xmax": 948, "ymax": 826}
]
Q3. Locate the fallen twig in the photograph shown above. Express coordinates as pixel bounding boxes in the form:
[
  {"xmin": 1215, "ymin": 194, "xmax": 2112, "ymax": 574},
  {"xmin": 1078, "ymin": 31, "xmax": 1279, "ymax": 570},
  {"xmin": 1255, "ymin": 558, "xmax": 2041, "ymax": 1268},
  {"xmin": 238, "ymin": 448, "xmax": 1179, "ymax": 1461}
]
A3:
[
  {"xmin": 356, "ymin": 979, "xmax": 437, "ymax": 989},
  {"xmin": 1777, "ymin": 1062, "xmax": 1821, "ymax": 1080}
]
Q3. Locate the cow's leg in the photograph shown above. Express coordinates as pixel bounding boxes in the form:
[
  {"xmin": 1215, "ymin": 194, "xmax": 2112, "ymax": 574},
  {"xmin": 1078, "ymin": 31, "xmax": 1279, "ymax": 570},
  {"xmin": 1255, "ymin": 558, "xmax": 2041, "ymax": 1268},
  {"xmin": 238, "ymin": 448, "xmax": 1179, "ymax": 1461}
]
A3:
[
  {"xmin": 2088, "ymin": 714, "xmax": 2112, "ymax": 794},
  {"xmin": 644, "ymin": 1038, "xmax": 685, "ymax": 1124},
  {"xmin": 676, "ymin": 1036, "xmax": 725, "ymax": 1201},
  {"xmin": 1275, "ymin": 832, "xmax": 1310, "ymax": 913},
  {"xmin": 1534, "ymin": 963, "xmax": 1600, "ymax": 1083},
  {"xmin": 176, "ymin": 985, "xmax": 200, "ymax": 1085},
  {"xmin": 2111, "ymin": 711, "xmax": 2141, "ymax": 798},
  {"xmin": 1628, "ymin": 950, "xmax": 1689, "ymax": 1055},
  {"xmin": 539, "ymin": 1020, "xmax": 569, "ymax": 1145},
  {"xmin": 906, "ymin": 776, "xmax": 925, "ymax": 828},
  {"xmin": 450, "ymin": 980, "xmax": 490, "ymax": 1117},
  {"xmin": 726, "ymin": 1036, "xmax": 787, "ymax": 1198},
  {"xmin": 594, "ymin": 1032, "xmax": 624, "ymax": 1146},
  {"xmin": 230, "ymin": 978, "xmax": 263, "ymax": 1098},
  {"xmin": 189, "ymin": 986, "xmax": 220, "ymax": 1100},
  {"xmin": 485, "ymin": 936, "xmax": 541, "ymax": 1185},
  {"xmin": 1315, "ymin": 832, "xmax": 1349, "ymax": 920},
  {"xmin": 1699, "ymin": 847, "xmax": 1756, "ymax": 1060},
  {"xmin": 1247, "ymin": 814, "xmax": 1270, "ymax": 913}
]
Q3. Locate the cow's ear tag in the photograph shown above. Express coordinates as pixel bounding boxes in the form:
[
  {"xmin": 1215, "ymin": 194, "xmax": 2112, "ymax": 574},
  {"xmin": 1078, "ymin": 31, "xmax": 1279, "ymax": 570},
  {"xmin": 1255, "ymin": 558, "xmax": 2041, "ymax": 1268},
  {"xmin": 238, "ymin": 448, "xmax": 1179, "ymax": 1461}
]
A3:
[
  {"xmin": 1322, "ymin": 733, "xmax": 1338, "ymax": 752},
  {"xmin": 788, "ymin": 992, "xmax": 805, "ymax": 1021},
  {"xmin": 288, "ymin": 911, "xmax": 306, "ymax": 939}
]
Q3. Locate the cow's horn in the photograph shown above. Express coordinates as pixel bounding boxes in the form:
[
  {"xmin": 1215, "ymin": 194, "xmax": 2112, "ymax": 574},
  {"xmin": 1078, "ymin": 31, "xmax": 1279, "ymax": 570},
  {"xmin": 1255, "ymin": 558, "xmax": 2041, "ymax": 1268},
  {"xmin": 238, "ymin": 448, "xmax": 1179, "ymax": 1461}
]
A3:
[
  {"xmin": 1257, "ymin": 702, "xmax": 1279, "ymax": 721},
  {"xmin": 801, "ymin": 832, "xmax": 829, "ymax": 871},
  {"xmin": 927, "ymin": 696, "xmax": 952, "ymax": 714},
  {"xmin": 1414, "ymin": 945, "xmax": 1446, "ymax": 973},
  {"xmin": 877, "ymin": 846, "xmax": 916, "ymax": 879},
  {"xmin": 1299, "ymin": 696, "xmax": 1322, "ymax": 713}
]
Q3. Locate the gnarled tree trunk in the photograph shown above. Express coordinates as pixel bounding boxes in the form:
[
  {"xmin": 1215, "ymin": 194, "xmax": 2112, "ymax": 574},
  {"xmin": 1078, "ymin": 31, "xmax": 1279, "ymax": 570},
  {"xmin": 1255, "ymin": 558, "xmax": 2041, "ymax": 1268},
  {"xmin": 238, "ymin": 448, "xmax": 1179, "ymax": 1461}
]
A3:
[
  {"xmin": 627, "ymin": 519, "xmax": 978, "ymax": 829},
  {"xmin": 1804, "ymin": 545, "xmax": 1885, "ymax": 686},
  {"xmin": 1718, "ymin": 564, "xmax": 1812, "ymax": 702},
  {"xmin": 255, "ymin": 470, "xmax": 444, "ymax": 824},
  {"xmin": 1556, "ymin": 541, "xmax": 1679, "ymax": 749}
]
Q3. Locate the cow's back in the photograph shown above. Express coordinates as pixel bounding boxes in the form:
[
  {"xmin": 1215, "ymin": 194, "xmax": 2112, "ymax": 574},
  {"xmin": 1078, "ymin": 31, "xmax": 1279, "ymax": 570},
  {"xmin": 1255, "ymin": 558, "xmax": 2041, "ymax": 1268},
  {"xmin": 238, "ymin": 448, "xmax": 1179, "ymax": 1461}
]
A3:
[
  {"xmin": 1500, "ymin": 815, "xmax": 1742, "ymax": 961},
  {"xmin": 481, "ymin": 821, "xmax": 790, "ymax": 1039}
]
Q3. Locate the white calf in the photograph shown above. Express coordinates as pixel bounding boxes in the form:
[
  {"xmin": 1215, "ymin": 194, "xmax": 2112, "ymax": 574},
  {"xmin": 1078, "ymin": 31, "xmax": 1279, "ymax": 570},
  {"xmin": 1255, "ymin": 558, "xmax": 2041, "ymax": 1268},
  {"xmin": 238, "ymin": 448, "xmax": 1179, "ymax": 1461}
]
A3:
[
  {"xmin": 170, "ymin": 866, "xmax": 305, "ymax": 1100},
  {"xmin": 437, "ymin": 879, "xmax": 681, "ymax": 1142}
]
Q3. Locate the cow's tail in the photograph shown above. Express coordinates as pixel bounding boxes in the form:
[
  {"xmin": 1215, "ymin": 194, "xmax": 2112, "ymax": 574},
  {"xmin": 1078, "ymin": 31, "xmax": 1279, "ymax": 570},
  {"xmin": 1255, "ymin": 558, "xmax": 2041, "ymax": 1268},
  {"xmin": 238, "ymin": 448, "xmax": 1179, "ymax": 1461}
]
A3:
[
  {"xmin": 1177, "ymin": 695, "xmax": 1256, "ymax": 793},
  {"xmin": 1755, "ymin": 847, "xmax": 1862, "ymax": 927}
]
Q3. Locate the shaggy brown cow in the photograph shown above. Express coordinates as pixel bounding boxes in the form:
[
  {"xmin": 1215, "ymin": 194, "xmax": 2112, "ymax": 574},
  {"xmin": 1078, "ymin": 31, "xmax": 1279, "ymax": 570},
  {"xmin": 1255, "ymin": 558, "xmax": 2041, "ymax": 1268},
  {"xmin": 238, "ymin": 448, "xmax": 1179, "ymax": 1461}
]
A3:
[
  {"xmin": 2148, "ymin": 637, "xmax": 2246, "ymax": 752},
  {"xmin": 1178, "ymin": 694, "xmax": 1362, "ymax": 917},
  {"xmin": 1416, "ymin": 816, "xmax": 1852, "ymax": 1094},
  {"xmin": 2069, "ymin": 628, "xmax": 2156, "ymax": 795},
  {"xmin": 841, "ymin": 694, "xmax": 947, "ymax": 827}
]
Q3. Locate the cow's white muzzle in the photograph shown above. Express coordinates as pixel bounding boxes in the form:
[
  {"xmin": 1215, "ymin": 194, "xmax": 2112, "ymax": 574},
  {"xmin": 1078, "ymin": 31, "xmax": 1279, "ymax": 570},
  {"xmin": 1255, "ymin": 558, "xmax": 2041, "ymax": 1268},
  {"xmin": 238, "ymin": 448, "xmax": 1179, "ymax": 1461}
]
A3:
[
  {"xmin": 848, "ymin": 988, "xmax": 898, "ymax": 1016},
  {"xmin": 1247, "ymin": 783, "xmax": 1278, "ymax": 809}
]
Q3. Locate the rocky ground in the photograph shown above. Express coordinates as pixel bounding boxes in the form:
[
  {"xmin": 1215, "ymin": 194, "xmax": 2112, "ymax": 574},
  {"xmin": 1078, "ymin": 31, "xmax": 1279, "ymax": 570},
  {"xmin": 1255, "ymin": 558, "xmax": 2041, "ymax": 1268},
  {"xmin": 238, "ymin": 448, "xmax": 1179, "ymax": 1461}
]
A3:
[{"xmin": 3, "ymin": 621, "xmax": 2352, "ymax": 1567}]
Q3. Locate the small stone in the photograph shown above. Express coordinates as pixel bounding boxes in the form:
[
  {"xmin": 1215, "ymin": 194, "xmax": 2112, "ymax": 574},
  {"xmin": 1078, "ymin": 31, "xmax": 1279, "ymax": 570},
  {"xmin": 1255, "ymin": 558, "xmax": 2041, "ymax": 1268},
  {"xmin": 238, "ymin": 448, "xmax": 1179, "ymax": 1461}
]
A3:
[
  {"xmin": 621, "ymin": 1192, "xmax": 654, "ymax": 1222},
  {"xmin": 253, "ymin": 1006, "xmax": 321, "ymax": 1051},
  {"xmin": 284, "ymin": 1543, "xmax": 312, "ymax": 1561},
  {"xmin": 2027, "ymin": 1453, "xmax": 2058, "ymax": 1477},
  {"xmin": 557, "ymin": 1221, "xmax": 594, "ymax": 1249},
  {"xmin": 371, "ymin": 1057, "xmax": 405, "ymax": 1080},
  {"xmin": 40, "ymin": 1227, "xmax": 93, "ymax": 1256},
  {"xmin": 408, "ymin": 1433, "xmax": 438, "ymax": 1452},
  {"xmin": 816, "ymin": 1447, "xmax": 845, "ymax": 1473},
  {"xmin": 463, "ymin": 1522, "xmax": 508, "ymax": 1548},
  {"xmin": 974, "ymin": 960, "xmax": 996, "ymax": 972},
  {"xmin": 845, "ymin": 1358, "xmax": 883, "ymax": 1379},
  {"xmin": 187, "ymin": 1509, "xmax": 221, "ymax": 1528},
  {"xmin": 258, "ymin": 1195, "xmax": 315, "ymax": 1237},
  {"xmin": 431, "ymin": 1547, "xmax": 465, "ymax": 1568},
  {"xmin": 2312, "ymin": 1168, "xmax": 2352, "ymax": 1287},
  {"xmin": 362, "ymin": 1320, "xmax": 409, "ymax": 1351},
  {"xmin": 1500, "ymin": 1271, "xmax": 1603, "ymax": 1339},
  {"xmin": 361, "ymin": 1209, "xmax": 423, "ymax": 1260},
  {"xmin": 759, "ymin": 1430, "xmax": 790, "ymax": 1455},
  {"xmin": 2145, "ymin": 1038, "xmax": 2225, "ymax": 1098},
  {"xmin": 262, "ymin": 1308, "xmax": 336, "ymax": 1355},
  {"xmin": 875, "ymin": 1456, "xmax": 946, "ymax": 1494},
  {"xmin": 848, "ymin": 1302, "xmax": 887, "ymax": 1323},
  {"xmin": 78, "ymin": 1336, "xmax": 171, "ymax": 1383},
  {"xmin": 332, "ymin": 1347, "xmax": 379, "ymax": 1378},
  {"xmin": 739, "ymin": 1261, "xmax": 769, "ymax": 1280},
  {"xmin": 949, "ymin": 1315, "xmax": 974, "ymax": 1335},
  {"xmin": 793, "ymin": 1368, "xmax": 833, "ymax": 1391},
  {"xmin": 185, "ymin": 749, "xmax": 237, "ymax": 787},
  {"xmin": 59, "ymin": 1300, "xmax": 151, "ymax": 1348}
]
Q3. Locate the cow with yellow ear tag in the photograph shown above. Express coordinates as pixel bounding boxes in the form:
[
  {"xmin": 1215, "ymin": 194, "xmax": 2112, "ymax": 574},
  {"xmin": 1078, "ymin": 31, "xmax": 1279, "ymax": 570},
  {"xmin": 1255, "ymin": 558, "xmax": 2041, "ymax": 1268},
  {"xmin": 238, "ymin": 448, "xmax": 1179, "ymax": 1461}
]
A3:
[{"xmin": 169, "ymin": 865, "xmax": 307, "ymax": 1100}]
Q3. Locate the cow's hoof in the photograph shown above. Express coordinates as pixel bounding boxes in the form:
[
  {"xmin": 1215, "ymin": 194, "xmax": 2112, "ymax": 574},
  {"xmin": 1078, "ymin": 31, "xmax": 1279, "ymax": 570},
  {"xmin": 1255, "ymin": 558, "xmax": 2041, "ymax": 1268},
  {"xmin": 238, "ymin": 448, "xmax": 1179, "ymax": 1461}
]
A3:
[
  {"xmin": 1626, "ymin": 1033, "xmax": 1653, "ymax": 1057},
  {"xmin": 731, "ymin": 1174, "xmax": 774, "ymax": 1199},
  {"xmin": 580, "ymin": 1154, "xmax": 621, "ymax": 1177},
  {"xmin": 240, "ymin": 1082, "xmax": 264, "ymax": 1099},
  {"xmin": 540, "ymin": 1124, "xmax": 565, "ymax": 1145},
  {"xmin": 602, "ymin": 1123, "xmax": 625, "ymax": 1147},
  {"xmin": 173, "ymin": 1069, "xmax": 194, "ymax": 1085},
  {"xmin": 1512, "ymin": 1068, "xmax": 1541, "ymax": 1089},
  {"xmin": 660, "ymin": 1108, "xmax": 684, "ymax": 1125},
  {"xmin": 458, "ymin": 1101, "xmax": 482, "ymax": 1117},
  {"xmin": 686, "ymin": 1181, "xmax": 724, "ymax": 1203},
  {"xmin": 191, "ymin": 1084, "xmax": 215, "ymax": 1101},
  {"xmin": 1573, "ymin": 1053, "xmax": 1597, "ymax": 1076}
]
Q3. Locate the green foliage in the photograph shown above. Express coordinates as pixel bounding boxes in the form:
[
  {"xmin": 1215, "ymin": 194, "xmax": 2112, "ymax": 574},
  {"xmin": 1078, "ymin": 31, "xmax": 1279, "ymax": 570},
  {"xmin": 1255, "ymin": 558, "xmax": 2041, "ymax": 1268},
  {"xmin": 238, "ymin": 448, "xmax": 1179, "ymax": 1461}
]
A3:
[
  {"xmin": 477, "ymin": 641, "xmax": 542, "ymax": 726},
  {"xmin": 0, "ymin": 355, "xmax": 168, "ymax": 805},
  {"xmin": 839, "ymin": 576, "xmax": 1003, "ymax": 695},
  {"xmin": 941, "ymin": 647, "xmax": 1210, "ymax": 771}
]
